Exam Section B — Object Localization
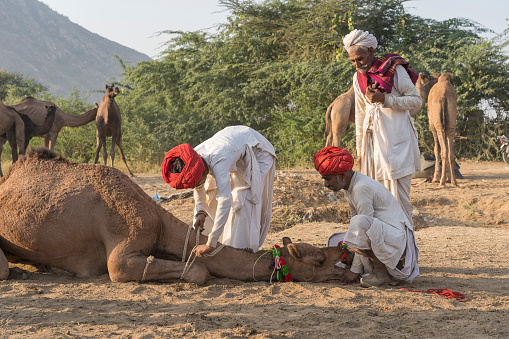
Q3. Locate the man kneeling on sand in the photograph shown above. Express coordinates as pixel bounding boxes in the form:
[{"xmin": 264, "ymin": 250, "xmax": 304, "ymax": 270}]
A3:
[{"xmin": 313, "ymin": 146, "xmax": 420, "ymax": 287}]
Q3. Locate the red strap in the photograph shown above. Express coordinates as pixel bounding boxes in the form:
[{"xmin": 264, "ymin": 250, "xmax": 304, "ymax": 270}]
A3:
[{"xmin": 399, "ymin": 287, "xmax": 468, "ymax": 302}]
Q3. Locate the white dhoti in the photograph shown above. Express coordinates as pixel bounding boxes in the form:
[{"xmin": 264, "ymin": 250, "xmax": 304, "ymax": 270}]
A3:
[{"xmin": 343, "ymin": 214, "xmax": 419, "ymax": 282}]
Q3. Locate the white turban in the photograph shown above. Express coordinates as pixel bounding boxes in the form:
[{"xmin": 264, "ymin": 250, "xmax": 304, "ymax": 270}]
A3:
[{"xmin": 343, "ymin": 29, "xmax": 378, "ymax": 53}]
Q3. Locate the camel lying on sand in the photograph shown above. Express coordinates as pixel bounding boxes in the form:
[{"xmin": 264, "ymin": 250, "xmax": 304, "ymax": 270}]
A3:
[
  {"xmin": 0, "ymin": 148, "xmax": 348, "ymax": 283},
  {"xmin": 324, "ymin": 73, "xmax": 439, "ymax": 147},
  {"xmin": 94, "ymin": 84, "xmax": 134, "ymax": 177},
  {"xmin": 0, "ymin": 105, "xmax": 57, "ymax": 177},
  {"xmin": 427, "ymin": 73, "xmax": 458, "ymax": 187}
]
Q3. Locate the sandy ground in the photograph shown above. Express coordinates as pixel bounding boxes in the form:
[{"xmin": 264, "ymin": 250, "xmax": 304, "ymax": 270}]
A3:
[{"xmin": 2, "ymin": 160, "xmax": 509, "ymax": 338}]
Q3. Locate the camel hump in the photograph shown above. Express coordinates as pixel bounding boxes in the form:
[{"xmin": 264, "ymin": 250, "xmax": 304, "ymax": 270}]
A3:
[
  {"xmin": 25, "ymin": 146, "xmax": 58, "ymax": 160},
  {"xmin": 20, "ymin": 95, "xmax": 36, "ymax": 103}
]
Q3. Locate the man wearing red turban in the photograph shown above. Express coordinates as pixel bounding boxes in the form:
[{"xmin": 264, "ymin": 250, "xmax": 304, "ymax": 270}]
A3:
[
  {"xmin": 162, "ymin": 126, "xmax": 277, "ymax": 257},
  {"xmin": 314, "ymin": 147, "xmax": 420, "ymax": 287}
]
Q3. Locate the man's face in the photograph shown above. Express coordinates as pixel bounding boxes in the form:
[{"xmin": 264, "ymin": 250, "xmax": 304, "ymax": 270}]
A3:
[
  {"xmin": 321, "ymin": 174, "xmax": 346, "ymax": 192},
  {"xmin": 348, "ymin": 47, "xmax": 374, "ymax": 73}
]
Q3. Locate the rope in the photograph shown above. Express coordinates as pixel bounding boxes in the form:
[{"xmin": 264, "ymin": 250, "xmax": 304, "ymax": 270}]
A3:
[
  {"xmin": 180, "ymin": 223, "xmax": 225, "ymax": 280},
  {"xmin": 399, "ymin": 287, "xmax": 468, "ymax": 302},
  {"xmin": 252, "ymin": 250, "xmax": 270, "ymax": 282},
  {"xmin": 141, "ymin": 255, "xmax": 155, "ymax": 282}
]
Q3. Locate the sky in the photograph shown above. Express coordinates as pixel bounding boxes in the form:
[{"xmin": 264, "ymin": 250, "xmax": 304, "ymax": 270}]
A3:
[{"xmin": 39, "ymin": 0, "xmax": 508, "ymax": 59}]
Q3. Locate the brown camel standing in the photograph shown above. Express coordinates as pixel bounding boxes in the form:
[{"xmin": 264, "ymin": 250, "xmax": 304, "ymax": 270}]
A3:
[
  {"xmin": 0, "ymin": 147, "xmax": 349, "ymax": 283},
  {"xmin": 94, "ymin": 84, "xmax": 134, "ymax": 177},
  {"xmin": 8, "ymin": 96, "xmax": 98, "ymax": 151},
  {"xmin": 427, "ymin": 73, "xmax": 458, "ymax": 187},
  {"xmin": 0, "ymin": 105, "xmax": 58, "ymax": 177},
  {"xmin": 324, "ymin": 87, "xmax": 355, "ymax": 147},
  {"xmin": 324, "ymin": 73, "xmax": 439, "ymax": 147}
]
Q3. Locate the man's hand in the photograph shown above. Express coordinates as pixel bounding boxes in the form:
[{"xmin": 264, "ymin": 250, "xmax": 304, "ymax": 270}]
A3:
[
  {"xmin": 194, "ymin": 244, "xmax": 214, "ymax": 257},
  {"xmin": 366, "ymin": 85, "xmax": 385, "ymax": 104},
  {"xmin": 194, "ymin": 213, "xmax": 206, "ymax": 232},
  {"xmin": 343, "ymin": 269, "xmax": 360, "ymax": 283}
]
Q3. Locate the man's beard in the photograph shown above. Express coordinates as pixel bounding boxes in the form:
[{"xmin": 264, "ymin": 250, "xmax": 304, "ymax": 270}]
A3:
[{"xmin": 356, "ymin": 65, "xmax": 368, "ymax": 72}]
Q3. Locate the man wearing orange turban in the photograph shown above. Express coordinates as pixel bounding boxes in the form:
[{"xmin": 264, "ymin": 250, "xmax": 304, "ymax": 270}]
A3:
[
  {"xmin": 314, "ymin": 147, "xmax": 420, "ymax": 287},
  {"xmin": 162, "ymin": 126, "xmax": 276, "ymax": 257}
]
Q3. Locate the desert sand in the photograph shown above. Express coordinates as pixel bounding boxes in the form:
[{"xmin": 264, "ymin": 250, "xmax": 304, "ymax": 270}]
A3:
[{"xmin": 2, "ymin": 160, "xmax": 508, "ymax": 338}]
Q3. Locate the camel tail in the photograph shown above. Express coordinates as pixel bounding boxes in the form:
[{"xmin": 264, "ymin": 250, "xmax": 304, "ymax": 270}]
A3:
[
  {"xmin": 440, "ymin": 96, "xmax": 449, "ymax": 131},
  {"xmin": 324, "ymin": 104, "xmax": 332, "ymax": 140}
]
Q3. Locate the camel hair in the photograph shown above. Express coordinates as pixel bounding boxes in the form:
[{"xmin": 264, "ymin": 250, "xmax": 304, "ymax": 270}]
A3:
[
  {"xmin": 324, "ymin": 73, "xmax": 439, "ymax": 147},
  {"xmin": 8, "ymin": 95, "xmax": 98, "ymax": 151},
  {"xmin": 0, "ymin": 105, "xmax": 57, "ymax": 177},
  {"xmin": 0, "ymin": 147, "xmax": 349, "ymax": 283},
  {"xmin": 94, "ymin": 84, "xmax": 134, "ymax": 177},
  {"xmin": 427, "ymin": 72, "xmax": 458, "ymax": 187}
]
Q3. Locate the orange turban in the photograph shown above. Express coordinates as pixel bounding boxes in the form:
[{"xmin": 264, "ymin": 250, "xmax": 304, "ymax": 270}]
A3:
[
  {"xmin": 161, "ymin": 144, "xmax": 205, "ymax": 189},
  {"xmin": 313, "ymin": 146, "xmax": 354, "ymax": 175}
]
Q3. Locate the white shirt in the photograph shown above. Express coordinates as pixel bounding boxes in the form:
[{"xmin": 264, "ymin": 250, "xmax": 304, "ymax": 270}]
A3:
[
  {"xmin": 193, "ymin": 126, "xmax": 276, "ymax": 246},
  {"xmin": 353, "ymin": 65, "xmax": 421, "ymax": 180}
]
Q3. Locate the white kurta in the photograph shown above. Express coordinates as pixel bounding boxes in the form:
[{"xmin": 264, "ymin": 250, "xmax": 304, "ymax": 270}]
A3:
[
  {"xmin": 343, "ymin": 172, "xmax": 419, "ymax": 282},
  {"xmin": 193, "ymin": 126, "xmax": 276, "ymax": 252}
]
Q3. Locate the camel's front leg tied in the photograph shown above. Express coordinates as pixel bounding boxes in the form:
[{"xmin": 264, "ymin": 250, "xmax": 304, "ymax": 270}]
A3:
[{"xmin": 141, "ymin": 255, "xmax": 155, "ymax": 282}]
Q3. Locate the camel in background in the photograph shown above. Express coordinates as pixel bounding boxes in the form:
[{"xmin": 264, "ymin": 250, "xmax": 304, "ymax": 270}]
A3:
[
  {"xmin": 324, "ymin": 87, "xmax": 355, "ymax": 147},
  {"xmin": 8, "ymin": 96, "xmax": 98, "ymax": 151},
  {"xmin": 0, "ymin": 104, "xmax": 59, "ymax": 177},
  {"xmin": 427, "ymin": 73, "xmax": 458, "ymax": 187},
  {"xmin": 0, "ymin": 148, "xmax": 349, "ymax": 283},
  {"xmin": 0, "ymin": 102, "xmax": 25, "ymax": 176},
  {"xmin": 94, "ymin": 84, "xmax": 134, "ymax": 177},
  {"xmin": 324, "ymin": 73, "xmax": 439, "ymax": 147}
]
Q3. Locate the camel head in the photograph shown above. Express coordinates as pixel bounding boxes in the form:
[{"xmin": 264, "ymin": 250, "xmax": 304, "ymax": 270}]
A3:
[
  {"xmin": 105, "ymin": 84, "xmax": 120, "ymax": 99},
  {"xmin": 280, "ymin": 237, "xmax": 352, "ymax": 282},
  {"xmin": 417, "ymin": 73, "xmax": 440, "ymax": 92}
]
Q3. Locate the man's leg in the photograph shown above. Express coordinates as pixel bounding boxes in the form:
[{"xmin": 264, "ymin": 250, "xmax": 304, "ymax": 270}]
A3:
[{"xmin": 343, "ymin": 215, "xmax": 391, "ymax": 287}]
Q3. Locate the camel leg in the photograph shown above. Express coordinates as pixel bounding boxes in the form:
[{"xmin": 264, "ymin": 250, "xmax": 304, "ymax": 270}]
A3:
[
  {"xmin": 116, "ymin": 137, "xmax": 134, "ymax": 177},
  {"xmin": 48, "ymin": 133, "xmax": 58, "ymax": 151},
  {"xmin": 437, "ymin": 130, "xmax": 448, "ymax": 187},
  {"xmin": 93, "ymin": 131, "xmax": 106, "ymax": 165},
  {"xmin": 110, "ymin": 135, "xmax": 118, "ymax": 169},
  {"xmin": 431, "ymin": 127, "xmax": 441, "ymax": 183},
  {"xmin": 106, "ymin": 248, "xmax": 208, "ymax": 284},
  {"xmin": 0, "ymin": 247, "xmax": 9, "ymax": 280},
  {"xmin": 333, "ymin": 122, "xmax": 349, "ymax": 147},
  {"xmin": 447, "ymin": 133, "xmax": 457, "ymax": 187}
]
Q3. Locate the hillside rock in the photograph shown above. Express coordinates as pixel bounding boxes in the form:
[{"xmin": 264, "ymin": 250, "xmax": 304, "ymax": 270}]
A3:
[{"xmin": 0, "ymin": 0, "xmax": 151, "ymax": 100}]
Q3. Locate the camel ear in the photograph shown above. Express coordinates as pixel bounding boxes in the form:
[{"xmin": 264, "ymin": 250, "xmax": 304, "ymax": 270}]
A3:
[
  {"xmin": 282, "ymin": 237, "xmax": 292, "ymax": 246},
  {"xmin": 287, "ymin": 244, "xmax": 301, "ymax": 259}
]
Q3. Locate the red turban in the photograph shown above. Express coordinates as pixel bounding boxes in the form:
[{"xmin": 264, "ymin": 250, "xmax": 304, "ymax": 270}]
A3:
[
  {"xmin": 313, "ymin": 146, "xmax": 354, "ymax": 175},
  {"xmin": 161, "ymin": 144, "xmax": 205, "ymax": 189}
]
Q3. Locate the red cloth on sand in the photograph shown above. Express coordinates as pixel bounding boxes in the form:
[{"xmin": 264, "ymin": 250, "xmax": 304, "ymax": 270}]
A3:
[
  {"xmin": 161, "ymin": 143, "xmax": 205, "ymax": 189},
  {"xmin": 313, "ymin": 146, "xmax": 354, "ymax": 176}
]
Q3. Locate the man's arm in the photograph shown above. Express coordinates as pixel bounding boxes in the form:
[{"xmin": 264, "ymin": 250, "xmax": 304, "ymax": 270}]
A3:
[{"xmin": 383, "ymin": 65, "xmax": 422, "ymax": 112}]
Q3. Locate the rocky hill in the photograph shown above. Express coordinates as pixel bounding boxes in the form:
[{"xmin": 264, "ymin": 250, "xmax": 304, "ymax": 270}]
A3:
[{"xmin": 0, "ymin": 0, "xmax": 151, "ymax": 101}]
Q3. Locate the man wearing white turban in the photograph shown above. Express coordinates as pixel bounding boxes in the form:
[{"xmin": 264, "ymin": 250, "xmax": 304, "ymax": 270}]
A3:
[{"xmin": 343, "ymin": 29, "xmax": 421, "ymax": 224}]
